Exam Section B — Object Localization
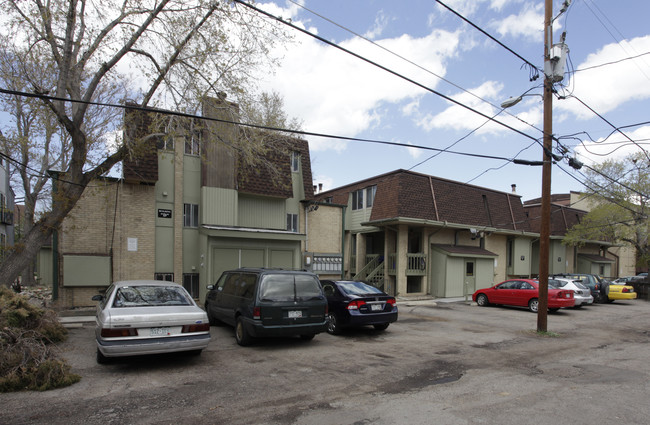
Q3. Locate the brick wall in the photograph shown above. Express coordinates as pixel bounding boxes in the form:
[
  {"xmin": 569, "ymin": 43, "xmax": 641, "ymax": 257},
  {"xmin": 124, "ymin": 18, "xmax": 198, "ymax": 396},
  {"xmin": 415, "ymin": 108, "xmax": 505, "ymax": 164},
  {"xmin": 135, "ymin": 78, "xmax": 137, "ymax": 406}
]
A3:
[{"xmin": 58, "ymin": 179, "xmax": 156, "ymax": 307}]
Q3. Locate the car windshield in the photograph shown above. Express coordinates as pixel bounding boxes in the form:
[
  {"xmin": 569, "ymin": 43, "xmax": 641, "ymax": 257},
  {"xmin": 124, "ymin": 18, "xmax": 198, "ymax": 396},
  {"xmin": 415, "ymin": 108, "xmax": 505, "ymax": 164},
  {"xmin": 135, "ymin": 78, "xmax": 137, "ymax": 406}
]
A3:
[
  {"xmin": 338, "ymin": 281, "xmax": 383, "ymax": 296},
  {"xmin": 113, "ymin": 285, "xmax": 192, "ymax": 307},
  {"xmin": 259, "ymin": 274, "xmax": 322, "ymax": 301}
]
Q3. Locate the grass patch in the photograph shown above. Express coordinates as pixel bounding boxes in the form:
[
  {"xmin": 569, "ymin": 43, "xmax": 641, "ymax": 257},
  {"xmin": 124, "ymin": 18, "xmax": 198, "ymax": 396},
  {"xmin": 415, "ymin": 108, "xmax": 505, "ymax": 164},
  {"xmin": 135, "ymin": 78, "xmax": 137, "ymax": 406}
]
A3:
[
  {"xmin": 523, "ymin": 329, "xmax": 562, "ymax": 338},
  {"xmin": 0, "ymin": 287, "xmax": 81, "ymax": 392}
]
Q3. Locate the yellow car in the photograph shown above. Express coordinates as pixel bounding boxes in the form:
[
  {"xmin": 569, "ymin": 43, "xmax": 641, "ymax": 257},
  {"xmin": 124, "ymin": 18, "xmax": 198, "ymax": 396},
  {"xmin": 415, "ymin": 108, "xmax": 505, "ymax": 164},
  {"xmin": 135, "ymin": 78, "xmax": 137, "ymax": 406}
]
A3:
[{"xmin": 607, "ymin": 281, "xmax": 637, "ymax": 302}]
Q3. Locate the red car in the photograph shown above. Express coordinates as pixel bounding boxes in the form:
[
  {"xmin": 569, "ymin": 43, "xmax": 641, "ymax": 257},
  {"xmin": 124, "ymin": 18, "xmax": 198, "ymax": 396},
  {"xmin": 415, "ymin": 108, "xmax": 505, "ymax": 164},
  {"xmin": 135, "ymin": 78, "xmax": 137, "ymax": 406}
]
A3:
[{"xmin": 473, "ymin": 279, "xmax": 574, "ymax": 313}]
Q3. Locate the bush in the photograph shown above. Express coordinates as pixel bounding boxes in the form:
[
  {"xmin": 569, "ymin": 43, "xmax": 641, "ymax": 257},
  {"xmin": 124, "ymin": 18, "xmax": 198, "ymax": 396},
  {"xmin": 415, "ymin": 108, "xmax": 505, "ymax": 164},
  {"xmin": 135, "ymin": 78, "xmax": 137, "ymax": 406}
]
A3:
[{"xmin": 0, "ymin": 287, "xmax": 81, "ymax": 391}]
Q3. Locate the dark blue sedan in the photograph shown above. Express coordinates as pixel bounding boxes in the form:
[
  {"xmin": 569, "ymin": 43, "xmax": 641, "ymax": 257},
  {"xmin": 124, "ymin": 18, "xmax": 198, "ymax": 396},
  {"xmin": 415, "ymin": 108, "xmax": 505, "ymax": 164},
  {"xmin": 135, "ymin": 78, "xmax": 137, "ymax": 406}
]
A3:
[{"xmin": 320, "ymin": 280, "xmax": 398, "ymax": 334}]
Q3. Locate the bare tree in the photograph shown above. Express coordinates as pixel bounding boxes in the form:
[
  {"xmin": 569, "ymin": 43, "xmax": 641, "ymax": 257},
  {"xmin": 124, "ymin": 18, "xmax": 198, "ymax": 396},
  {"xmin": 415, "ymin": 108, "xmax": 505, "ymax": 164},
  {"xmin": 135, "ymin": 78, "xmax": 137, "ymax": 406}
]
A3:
[{"xmin": 0, "ymin": 0, "xmax": 290, "ymax": 286}]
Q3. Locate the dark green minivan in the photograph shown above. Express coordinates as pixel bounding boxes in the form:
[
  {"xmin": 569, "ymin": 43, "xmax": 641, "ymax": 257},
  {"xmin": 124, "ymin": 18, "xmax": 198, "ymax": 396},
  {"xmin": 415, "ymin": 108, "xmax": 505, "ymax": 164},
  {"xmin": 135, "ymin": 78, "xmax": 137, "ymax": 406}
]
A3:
[{"xmin": 205, "ymin": 268, "xmax": 328, "ymax": 346}]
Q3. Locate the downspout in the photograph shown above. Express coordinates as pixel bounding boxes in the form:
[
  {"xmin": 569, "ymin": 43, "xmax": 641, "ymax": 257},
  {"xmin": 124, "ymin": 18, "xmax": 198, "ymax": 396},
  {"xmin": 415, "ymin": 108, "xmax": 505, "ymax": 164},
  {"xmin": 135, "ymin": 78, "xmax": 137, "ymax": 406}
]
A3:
[
  {"xmin": 429, "ymin": 176, "xmax": 440, "ymax": 222},
  {"xmin": 52, "ymin": 228, "xmax": 59, "ymax": 302},
  {"xmin": 506, "ymin": 194, "xmax": 517, "ymax": 230},
  {"xmin": 341, "ymin": 205, "xmax": 346, "ymax": 279}
]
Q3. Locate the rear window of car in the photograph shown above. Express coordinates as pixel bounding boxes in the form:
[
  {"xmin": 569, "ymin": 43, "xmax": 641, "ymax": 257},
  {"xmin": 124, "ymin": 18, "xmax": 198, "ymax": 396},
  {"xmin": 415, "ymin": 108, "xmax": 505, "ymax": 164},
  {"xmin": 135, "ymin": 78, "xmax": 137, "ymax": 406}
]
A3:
[
  {"xmin": 338, "ymin": 281, "xmax": 383, "ymax": 296},
  {"xmin": 113, "ymin": 285, "xmax": 193, "ymax": 307},
  {"xmin": 259, "ymin": 274, "xmax": 322, "ymax": 301}
]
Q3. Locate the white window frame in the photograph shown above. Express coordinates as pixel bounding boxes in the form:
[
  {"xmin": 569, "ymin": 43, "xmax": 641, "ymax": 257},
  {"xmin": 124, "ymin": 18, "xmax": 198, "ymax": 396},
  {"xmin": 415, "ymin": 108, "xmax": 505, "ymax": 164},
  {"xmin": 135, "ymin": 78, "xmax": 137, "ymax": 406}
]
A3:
[
  {"xmin": 291, "ymin": 151, "xmax": 300, "ymax": 172},
  {"xmin": 287, "ymin": 213, "xmax": 299, "ymax": 232}
]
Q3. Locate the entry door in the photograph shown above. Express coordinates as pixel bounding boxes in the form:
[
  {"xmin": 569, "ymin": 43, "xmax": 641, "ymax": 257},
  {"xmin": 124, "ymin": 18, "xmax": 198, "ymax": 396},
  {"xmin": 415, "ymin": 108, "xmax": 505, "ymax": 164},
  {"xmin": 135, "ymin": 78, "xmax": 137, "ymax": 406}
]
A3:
[{"xmin": 464, "ymin": 260, "xmax": 476, "ymax": 298}]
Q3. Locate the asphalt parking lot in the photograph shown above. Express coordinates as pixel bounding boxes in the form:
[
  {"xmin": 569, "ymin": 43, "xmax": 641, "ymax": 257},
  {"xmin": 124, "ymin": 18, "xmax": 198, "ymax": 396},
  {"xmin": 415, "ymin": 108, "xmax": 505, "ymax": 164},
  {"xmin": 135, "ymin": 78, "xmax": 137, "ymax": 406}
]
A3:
[{"xmin": 1, "ymin": 299, "xmax": 649, "ymax": 425}]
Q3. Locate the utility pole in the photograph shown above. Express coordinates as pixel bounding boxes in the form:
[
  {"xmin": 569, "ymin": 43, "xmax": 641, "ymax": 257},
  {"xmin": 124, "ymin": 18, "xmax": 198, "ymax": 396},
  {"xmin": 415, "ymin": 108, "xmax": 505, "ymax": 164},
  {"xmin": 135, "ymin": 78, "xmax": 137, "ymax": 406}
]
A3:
[{"xmin": 538, "ymin": 0, "xmax": 553, "ymax": 332}]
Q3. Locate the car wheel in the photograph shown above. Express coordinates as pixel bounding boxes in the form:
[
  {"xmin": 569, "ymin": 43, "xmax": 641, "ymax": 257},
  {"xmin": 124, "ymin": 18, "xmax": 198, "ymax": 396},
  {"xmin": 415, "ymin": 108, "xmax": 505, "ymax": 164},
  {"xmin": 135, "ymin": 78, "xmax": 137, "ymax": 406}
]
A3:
[
  {"xmin": 96, "ymin": 348, "xmax": 110, "ymax": 365},
  {"xmin": 476, "ymin": 293, "xmax": 489, "ymax": 307},
  {"xmin": 235, "ymin": 317, "xmax": 252, "ymax": 346},
  {"xmin": 573, "ymin": 304, "xmax": 583, "ymax": 309},
  {"xmin": 300, "ymin": 334, "xmax": 315, "ymax": 341},
  {"xmin": 374, "ymin": 323, "xmax": 390, "ymax": 331},
  {"xmin": 528, "ymin": 298, "xmax": 539, "ymax": 313},
  {"xmin": 327, "ymin": 313, "xmax": 341, "ymax": 335}
]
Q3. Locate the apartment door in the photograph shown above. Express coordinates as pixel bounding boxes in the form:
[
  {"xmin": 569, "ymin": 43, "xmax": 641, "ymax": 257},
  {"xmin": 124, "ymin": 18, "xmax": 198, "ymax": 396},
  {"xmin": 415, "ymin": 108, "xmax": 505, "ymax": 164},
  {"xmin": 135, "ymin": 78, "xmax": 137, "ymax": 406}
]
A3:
[{"xmin": 464, "ymin": 259, "xmax": 476, "ymax": 299}]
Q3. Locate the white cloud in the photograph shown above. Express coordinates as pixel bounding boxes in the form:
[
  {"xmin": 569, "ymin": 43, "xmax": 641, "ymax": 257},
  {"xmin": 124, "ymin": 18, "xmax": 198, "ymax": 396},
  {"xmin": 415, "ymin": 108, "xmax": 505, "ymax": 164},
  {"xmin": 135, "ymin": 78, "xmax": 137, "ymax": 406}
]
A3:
[
  {"xmin": 255, "ymin": 26, "xmax": 460, "ymax": 151},
  {"xmin": 364, "ymin": 10, "xmax": 390, "ymax": 39},
  {"xmin": 491, "ymin": 2, "xmax": 543, "ymax": 41},
  {"xmin": 556, "ymin": 35, "xmax": 650, "ymax": 119}
]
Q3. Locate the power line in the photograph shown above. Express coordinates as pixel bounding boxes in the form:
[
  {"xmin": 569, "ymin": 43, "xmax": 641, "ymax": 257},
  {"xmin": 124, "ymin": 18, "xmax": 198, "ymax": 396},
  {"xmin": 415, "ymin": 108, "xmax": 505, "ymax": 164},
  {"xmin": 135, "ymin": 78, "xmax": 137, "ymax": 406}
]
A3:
[
  {"xmin": 285, "ymin": 0, "xmax": 544, "ymax": 136},
  {"xmin": 433, "ymin": 0, "xmax": 540, "ymax": 80},
  {"xmin": 0, "ymin": 87, "xmax": 543, "ymax": 167},
  {"xmin": 231, "ymin": 0, "xmax": 541, "ymax": 145}
]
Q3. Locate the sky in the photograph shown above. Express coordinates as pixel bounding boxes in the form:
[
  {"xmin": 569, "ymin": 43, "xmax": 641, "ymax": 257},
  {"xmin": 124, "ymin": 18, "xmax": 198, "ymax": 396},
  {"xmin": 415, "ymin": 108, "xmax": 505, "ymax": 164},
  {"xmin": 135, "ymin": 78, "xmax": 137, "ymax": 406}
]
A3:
[{"xmin": 247, "ymin": 0, "xmax": 650, "ymax": 202}]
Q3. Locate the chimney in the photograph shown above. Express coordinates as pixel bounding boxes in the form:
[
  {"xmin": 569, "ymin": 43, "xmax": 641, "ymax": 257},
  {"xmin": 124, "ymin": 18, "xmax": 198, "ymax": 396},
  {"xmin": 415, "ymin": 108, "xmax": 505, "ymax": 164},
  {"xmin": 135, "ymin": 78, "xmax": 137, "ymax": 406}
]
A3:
[
  {"xmin": 313, "ymin": 185, "xmax": 317, "ymax": 193},
  {"xmin": 318, "ymin": 183, "xmax": 323, "ymax": 193},
  {"xmin": 511, "ymin": 184, "xmax": 517, "ymax": 194}
]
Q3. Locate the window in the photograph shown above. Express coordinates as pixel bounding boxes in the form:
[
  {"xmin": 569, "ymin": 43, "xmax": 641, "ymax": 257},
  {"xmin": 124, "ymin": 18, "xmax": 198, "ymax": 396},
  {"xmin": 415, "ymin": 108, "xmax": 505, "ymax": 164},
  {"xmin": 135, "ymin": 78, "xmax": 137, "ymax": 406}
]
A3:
[
  {"xmin": 185, "ymin": 132, "xmax": 200, "ymax": 155},
  {"xmin": 351, "ymin": 189, "xmax": 364, "ymax": 210},
  {"xmin": 324, "ymin": 196, "xmax": 333, "ymax": 204},
  {"xmin": 157, "ymin": 135, "xmax": 174, "ymax": 151},
  {"xmin": 154, "ymin": 273, "xmax": 174, "ymax": 282},
  {"xmin": 287, "ymin": 213, "xmax": 298, "ymax": 232},
  {"xmin": 366, "ymin": 185, "xmax": 377, "ymax": 208},
  {"xmin": 184, "ymin": 204, "xmax": 199, "ymax": 228},
  {"xmin": 291, "ymin": 151, "xmax": 300, "ymax": 172},
  {"xmin": 183, "ymin": 273, "xmax": 200, "ymax": 298}
]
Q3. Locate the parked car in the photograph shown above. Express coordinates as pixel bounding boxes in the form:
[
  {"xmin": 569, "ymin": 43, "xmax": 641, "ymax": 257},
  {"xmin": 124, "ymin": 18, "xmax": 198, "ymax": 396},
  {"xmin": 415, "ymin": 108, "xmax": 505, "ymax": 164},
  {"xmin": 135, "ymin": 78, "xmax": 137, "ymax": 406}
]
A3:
[
  {"xmin": 204, "ymin": 268, "xmax": 328, "ymax": 346},
  {"xmin": 606, "ymin": 280, "xmax": 637, "ymax": 302},
  {"xmin": 473, "ymin": 279, "xmax": 574, "ymax": 313},
  {"xmin": 320, "ymin": 280, "xmax": 398, "ymax": 334},
  {"xmin": 613, "ymin": 276, "xmax": 644, "ymax": 284},
  {"xmin": 549, "ymin": 278, "xmax": 594, "ymax": 308},
  {"xmin": 92, "ymin": 280, "xmax": 211, "ymax": 364},
  {"xmin": 551, "ymin": 273, "xmax": 609, "ymax": 303}
]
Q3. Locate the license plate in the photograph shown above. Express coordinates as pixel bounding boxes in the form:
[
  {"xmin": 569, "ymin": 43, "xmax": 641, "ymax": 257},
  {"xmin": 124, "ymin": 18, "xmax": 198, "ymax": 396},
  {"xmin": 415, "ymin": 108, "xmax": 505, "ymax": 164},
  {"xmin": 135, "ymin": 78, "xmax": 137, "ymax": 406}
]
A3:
[
  {"xmin": 150, "ymin": 327, "xmax": 171, "ymax": 336},
  {"xmin": 288, "ymin": 310, "xmax": 303, "ymax": 318},
  {"xmin": 371, "ymin": 304, "xmax": 383, "ymax": 311}
]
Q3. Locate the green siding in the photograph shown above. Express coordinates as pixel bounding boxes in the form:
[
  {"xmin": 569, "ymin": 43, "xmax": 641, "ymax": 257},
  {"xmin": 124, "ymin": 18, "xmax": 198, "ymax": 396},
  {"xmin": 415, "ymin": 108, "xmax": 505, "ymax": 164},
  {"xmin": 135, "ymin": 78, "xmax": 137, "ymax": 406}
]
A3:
[
  {"xmin": 63, "ymin": 255, "xmax": 111, "ymax": 286},
  {"xmin": 238, "ymin": 195, "xmax": 285, "ymax": 229},
  {"xmin": 202, "ymin": 187, "xmax": 237, "ymax": 226},
  {"xmin": 182, "ymin": 228, "xmax": 200, "ymax": 273},
  {"xmin": 183, "ymin": 155, "xmax": 201, "ymax": 204},
  {"xmin": 155, "ymin": 227, "xmax": 174, "ymax": 273},
  {"xmin": 156, "ymin": 151, "xmax": 175, "ymax": 202}
]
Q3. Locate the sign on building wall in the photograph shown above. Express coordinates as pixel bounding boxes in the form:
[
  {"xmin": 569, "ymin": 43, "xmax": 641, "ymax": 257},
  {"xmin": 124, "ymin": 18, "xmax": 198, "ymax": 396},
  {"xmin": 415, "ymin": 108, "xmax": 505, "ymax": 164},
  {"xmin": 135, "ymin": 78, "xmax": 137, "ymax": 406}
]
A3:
[
  {"xmin": 158, "ymin": 209, "xmax": 172, "ymax": 218},
  {"xmin": 128, "ymin": 237, "xmax": 138, "ymax": 252}
]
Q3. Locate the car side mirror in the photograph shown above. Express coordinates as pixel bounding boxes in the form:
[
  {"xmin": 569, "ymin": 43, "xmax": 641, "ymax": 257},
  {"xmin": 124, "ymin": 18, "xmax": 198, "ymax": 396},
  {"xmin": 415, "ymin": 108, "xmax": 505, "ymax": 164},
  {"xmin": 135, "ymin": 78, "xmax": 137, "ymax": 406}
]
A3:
[
  {"xmin": 92, "ymin": 294, "xmax": 104, "ymax": 302},
  {"xmin": 206, "ymin": 285, "xmax": 214, "ymax": 290}
]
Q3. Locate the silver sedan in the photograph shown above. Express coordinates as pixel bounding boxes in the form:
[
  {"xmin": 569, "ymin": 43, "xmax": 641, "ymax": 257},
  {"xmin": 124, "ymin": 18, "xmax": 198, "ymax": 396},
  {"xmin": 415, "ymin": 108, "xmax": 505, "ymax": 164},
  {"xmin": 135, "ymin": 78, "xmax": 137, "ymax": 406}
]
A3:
[
  {"xmin": 92, "ymin": 280, "xmax": 211, "ymax": 363},
  {"xmin": 549, "ymin": 278, "xmax": 594, "ymax": 307}
]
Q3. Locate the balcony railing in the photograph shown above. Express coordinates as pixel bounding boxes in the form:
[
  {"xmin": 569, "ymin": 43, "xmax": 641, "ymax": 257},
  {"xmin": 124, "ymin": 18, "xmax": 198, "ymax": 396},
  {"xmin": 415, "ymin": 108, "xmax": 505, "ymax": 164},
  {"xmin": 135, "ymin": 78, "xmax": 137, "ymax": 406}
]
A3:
[{"xmin": 387, "ymin": 253, "xmax": 427, "ymax": 276}]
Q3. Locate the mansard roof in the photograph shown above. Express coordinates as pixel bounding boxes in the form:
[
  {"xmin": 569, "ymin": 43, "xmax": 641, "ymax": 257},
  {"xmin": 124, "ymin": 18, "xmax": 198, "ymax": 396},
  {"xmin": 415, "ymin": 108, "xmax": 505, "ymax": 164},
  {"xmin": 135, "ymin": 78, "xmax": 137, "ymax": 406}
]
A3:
[{"xmin": 317, "ymin": 169, "xmax": 530, "ymax": 232}]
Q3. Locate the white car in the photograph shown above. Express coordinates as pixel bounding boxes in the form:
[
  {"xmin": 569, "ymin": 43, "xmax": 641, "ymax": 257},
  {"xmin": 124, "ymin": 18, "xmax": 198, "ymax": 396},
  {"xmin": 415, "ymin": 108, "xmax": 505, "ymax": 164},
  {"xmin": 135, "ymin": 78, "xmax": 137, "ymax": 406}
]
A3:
[
  {"xmin": 549, "ymin": 278, "xmax": 594, "ymax": 308},
  {"xmin": 92, "ymin": 280, "xmax": 211, "ymax": 363}
]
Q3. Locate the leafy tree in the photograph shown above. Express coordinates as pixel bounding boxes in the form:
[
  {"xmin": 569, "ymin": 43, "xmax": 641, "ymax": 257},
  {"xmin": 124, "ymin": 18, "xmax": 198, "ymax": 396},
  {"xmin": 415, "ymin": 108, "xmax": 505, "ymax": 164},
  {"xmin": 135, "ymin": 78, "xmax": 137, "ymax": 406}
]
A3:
[
  {"xmin": 0, "ymin": 0, "xmax": 290, "ymax": 286},
  {"xmin": 564, "ymin": 152, "xmax": 650, "ymax": 269}
]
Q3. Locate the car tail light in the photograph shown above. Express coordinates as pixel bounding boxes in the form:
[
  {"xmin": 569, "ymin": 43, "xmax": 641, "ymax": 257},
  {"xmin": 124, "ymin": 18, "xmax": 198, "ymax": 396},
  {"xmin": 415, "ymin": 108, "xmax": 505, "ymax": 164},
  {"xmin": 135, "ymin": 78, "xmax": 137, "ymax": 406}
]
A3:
[
  {"xmin": 253, "ymin": 306, "xmax": 261, "ymax": 320},
  {"xmin": 347, "ymin": 300, "xmax": 366, "ymax": 310},
  {"xmin": 182, "ymin": 323, "xmax": 210, "ymax": 333},
  {"xmin": 386, "ymin": 298, "xmax": 396, "ymax": 307},
  {"xmin": 622, "ymin": 287, "xmax": 631, "ymax": 293},
  {"xmin": 100, "ymin": 328, "xmax": 137, "ymax": 337}
]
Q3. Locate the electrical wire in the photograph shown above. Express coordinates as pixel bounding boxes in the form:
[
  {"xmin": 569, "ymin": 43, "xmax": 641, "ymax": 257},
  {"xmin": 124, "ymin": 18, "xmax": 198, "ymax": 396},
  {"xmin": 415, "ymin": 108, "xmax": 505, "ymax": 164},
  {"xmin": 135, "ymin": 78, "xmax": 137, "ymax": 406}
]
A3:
[{"xmin": 231, "ymin": 0, "xmax": 541, "ymax": 144}]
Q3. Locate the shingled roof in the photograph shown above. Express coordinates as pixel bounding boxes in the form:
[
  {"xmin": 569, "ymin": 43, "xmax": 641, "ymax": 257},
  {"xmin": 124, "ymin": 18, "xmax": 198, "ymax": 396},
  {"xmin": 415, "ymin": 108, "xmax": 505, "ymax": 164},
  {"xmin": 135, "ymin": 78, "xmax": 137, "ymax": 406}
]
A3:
[
  {"xmin": 524, "ymin": 203, "xmax": 586, "ymax": 236},
  {"xmin": 317, "ymin": 169, "xmax": 531, "ymax": 232},
  {"xmin": 237, "ymin": 135, "xmax": 314, "ymax": 200}
]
